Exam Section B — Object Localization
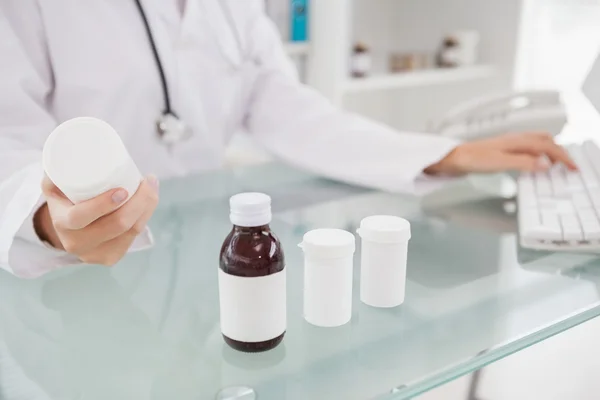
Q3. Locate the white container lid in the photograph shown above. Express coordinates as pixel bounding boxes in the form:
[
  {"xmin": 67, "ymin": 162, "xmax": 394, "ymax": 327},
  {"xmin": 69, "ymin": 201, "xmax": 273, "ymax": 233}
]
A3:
[
  {"xmin": 299, "ymin": 229, "xmax": 355, "ymax": 259},
  {"xmin": 43, "ymin": 117, "xmax": 130, "ymax": 197},
  {"xmin": 357, "ymin": 215, "xmax": 411, "ymax": 243},
  {"xmin": 229, "ymin": 192, "xmax": 272, "ymax": 227}
]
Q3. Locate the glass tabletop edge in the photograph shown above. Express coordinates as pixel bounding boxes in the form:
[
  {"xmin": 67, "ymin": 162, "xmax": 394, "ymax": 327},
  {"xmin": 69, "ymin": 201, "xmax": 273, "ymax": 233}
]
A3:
[{"xmin": 377, "ymin": 302, "xmax": 600, "ymax": 400}]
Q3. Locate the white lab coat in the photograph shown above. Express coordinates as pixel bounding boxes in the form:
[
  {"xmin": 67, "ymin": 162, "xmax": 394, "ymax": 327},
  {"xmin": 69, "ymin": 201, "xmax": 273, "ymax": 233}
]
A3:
[{"xmin": 0, "ymin": 0, "xmax": 458, "ymax": 278}]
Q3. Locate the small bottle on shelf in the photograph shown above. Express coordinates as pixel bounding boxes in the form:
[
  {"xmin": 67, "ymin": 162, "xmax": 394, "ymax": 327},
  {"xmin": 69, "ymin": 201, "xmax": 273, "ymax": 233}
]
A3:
[
  {"xmin": 351, "ymin": 42, "xmax": 372, "ymax": 78},
  {"xmin": 436, "ymin": 36, "xmax": 460, "ymax": 68},
  {"xmin": 218, "ymin": 193, "xmax": 286, "ymax": 353}
]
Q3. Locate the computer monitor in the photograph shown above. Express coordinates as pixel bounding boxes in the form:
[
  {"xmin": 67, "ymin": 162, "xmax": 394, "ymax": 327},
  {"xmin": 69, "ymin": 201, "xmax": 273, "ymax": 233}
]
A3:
[{"xmin": 582, "ymin": 52, "xmax": 600, "ymax": 113}]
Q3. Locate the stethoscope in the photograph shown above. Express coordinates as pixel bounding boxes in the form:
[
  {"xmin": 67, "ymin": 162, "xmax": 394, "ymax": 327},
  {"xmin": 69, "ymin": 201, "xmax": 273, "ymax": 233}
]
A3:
[{"xmin": 133, "ymin": 0, "xmax": 252, "ymax": 145}]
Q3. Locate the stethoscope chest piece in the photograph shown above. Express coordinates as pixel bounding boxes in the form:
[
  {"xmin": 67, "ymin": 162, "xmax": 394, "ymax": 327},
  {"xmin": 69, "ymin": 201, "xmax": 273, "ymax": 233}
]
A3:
[
  {"xmin": 135, "ymin": 0, "xmax": 246, "ymax": 146},
  {"xmin": 157, "ymin": 112, "xmax": 192, "ymax": 145}
]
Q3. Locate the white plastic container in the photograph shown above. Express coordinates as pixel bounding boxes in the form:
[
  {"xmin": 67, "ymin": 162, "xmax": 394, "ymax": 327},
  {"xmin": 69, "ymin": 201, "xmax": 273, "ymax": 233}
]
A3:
[
  {"xmin": 452, "ymin": 30, "xmax": 480, "ymax": 66},
  {"xmin": 357, "ymin": 215, "xmax": 411, "ymax": 308},
  {"xmin": 299, "ymin": 229, "xmax": 355, "ymax": 327},
  {"xmin": 43, "ymin": 117, "xmax": 142, "ymax": 204}
]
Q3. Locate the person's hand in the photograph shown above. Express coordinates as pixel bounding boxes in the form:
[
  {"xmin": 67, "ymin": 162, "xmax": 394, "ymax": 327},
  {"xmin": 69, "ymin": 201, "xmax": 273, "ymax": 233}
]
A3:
[
  {"xmin": 425, "ymin": 132, "xmax": 578, "ymax": 176},
  {"xmin": 34, "ymin": 175, "xmax": 159, "ymax": 266}
]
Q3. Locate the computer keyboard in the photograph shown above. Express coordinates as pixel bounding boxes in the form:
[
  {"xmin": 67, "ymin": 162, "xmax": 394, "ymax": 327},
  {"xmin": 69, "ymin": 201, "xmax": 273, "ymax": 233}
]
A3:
[{"xmin": 518, "ymin": 140, "xmax": 600, "ymax": 251}]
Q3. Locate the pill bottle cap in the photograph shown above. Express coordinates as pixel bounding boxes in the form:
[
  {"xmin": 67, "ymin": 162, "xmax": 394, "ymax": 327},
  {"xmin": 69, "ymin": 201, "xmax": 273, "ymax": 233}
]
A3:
[
  {"xmin": 357, "ymin": 215, "xmax": 411, "ymax": 243},
  {"xmin": 229, "ymin": 192, "xmax": 272, "ymax": 227},
  {"xmin": 299, "ymin": 229, "xmax": 355, "ymax": 259},
  {"xmin": 43, "ymin": 117, "xmax": 131, "ymax": 200}
]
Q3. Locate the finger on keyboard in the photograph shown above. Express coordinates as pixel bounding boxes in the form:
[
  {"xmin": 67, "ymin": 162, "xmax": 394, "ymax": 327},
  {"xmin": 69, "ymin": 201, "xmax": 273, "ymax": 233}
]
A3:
[{"xmin": 519, "ymin": 141, "xmax": 600, "ymax": 250}]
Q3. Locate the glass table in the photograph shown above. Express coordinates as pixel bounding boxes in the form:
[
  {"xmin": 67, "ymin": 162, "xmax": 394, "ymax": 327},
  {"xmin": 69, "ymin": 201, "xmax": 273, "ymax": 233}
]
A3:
[{"xmin": 2, "ymin": 163, "xmax": 600, "ymax": 400}]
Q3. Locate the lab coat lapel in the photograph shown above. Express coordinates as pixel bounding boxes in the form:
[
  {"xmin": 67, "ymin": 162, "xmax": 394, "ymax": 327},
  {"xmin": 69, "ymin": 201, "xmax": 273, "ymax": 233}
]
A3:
[
  {"xmin": 195, "ymin": 0, "xmax": 243, "ymax": 68},
  {"xmin": 139, "ymin": 0, "xmax": 183, "ymax": 40}
]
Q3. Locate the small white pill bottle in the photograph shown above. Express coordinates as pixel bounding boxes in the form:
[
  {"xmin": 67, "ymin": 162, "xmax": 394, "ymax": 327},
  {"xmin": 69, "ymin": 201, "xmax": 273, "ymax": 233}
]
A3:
[
  {"xmin": 299, "ymin": 228, "xmax": 355, "ymax": 327},
  {"xmin": 357, "ymin": 215, "xmax": 411, "ymax": 308},
  {"xmin": 43, "ymin": 117, "xmax": 142, "ymax": 203}
]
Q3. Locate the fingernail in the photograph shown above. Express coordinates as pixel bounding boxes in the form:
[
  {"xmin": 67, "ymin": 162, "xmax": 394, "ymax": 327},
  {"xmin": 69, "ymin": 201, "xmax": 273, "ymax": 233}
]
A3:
[
  {"xmin": 112, "ymin": 189, "xmax": 128, "ymax": 204},
  {"xmin": 147, "ymin": 175, "xmax": 159, "ymax": 193}
]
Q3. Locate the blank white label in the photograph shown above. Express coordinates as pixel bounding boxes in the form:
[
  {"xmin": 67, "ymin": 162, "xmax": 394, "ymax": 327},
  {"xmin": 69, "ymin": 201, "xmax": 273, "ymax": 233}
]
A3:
[
  {"xmin": 352, "ymin": 54, "xmax": 372, "ymax": 73},
  {"xmin": 218, "ymin": 268, "xmax": 286, "ymax": 343}
]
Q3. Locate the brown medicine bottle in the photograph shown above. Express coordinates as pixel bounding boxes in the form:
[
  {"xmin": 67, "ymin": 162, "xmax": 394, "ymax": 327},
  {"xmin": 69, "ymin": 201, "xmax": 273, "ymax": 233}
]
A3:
[{"xmin": 218, "ymin": 193, "xmax": 286, "ymax": 352}]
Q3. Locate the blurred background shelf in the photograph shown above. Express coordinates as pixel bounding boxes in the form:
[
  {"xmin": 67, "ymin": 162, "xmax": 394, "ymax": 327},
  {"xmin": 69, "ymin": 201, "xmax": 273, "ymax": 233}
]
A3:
[
  {"xmin": 284, "ymin": 42, "xmax": 311, "ymax": 56},
  {"xmin": 302, "ymin": 0, "xmax": 522, "ymax": 131},
  {"xmin": 343, "ymin": 65, "xmax": 497, "ymax": 93},
  {"xmin": 240, "ymin": 0, "xmax": 527, "ymax": 158}
]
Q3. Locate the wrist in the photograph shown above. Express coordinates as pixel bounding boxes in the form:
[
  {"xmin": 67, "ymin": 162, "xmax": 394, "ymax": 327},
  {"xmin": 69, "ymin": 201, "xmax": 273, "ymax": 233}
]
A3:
[
  {"xmin": 33, "ymin": 203, "xmax": 63, "ymax": 249},
  {"xmin": 424, "ymin": 146, "xmax": 462, "ymax": 176}
]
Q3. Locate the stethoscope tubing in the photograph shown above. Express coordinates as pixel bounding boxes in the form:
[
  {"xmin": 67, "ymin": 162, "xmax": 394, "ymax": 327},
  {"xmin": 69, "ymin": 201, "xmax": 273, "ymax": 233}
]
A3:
[{"xmin": 134, "ymin": 0, "xmax": 249, "ymax": 120}]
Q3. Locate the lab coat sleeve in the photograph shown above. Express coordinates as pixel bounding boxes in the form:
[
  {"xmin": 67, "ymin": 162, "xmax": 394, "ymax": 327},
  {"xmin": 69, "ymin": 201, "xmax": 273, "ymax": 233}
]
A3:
[
  {"xmin": 243, "ymin": 11, "xmax": 460, "ymax": 193},
  {"xmin": 0, "ymin": 5, "xmax": 152, "ymax": 279}
]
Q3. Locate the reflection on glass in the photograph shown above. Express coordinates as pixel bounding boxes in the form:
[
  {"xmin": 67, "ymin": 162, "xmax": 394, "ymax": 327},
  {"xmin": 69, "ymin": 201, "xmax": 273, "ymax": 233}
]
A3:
[{"xmin": 1, "ymin": 167, "xmax": 600, "ymax": 399}]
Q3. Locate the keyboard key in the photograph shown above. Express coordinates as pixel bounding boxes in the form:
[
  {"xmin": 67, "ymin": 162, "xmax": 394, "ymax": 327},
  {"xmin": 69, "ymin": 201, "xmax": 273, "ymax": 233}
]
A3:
[
  {"xmin": 569, "ymin": 145, "xmax": 590, "ymax": 165},
  {"xmin": 519, "ymin": 210, "xmax": 540, "ymax": 230},
  {"xmin": 518, "ymin": 176, "xmax": 537, "ymax": 208},
  {"xmin": 569, "ymin": 143, "xmax": 599, "ymax": 188},
  {"xmin": 523, "ymin": 225, "xmax": 563, "ymax": 242},
  {"xmin": 578, "ymin": 209, "xmax": 599, "ymax": 224},
  {"xmin": 518, "ymin": 192, "xmax": 537, "ymax": 209},
  {"xmin": 582, "ymin": 171, "xmax": 599, "ymax": 189},
  {"xmin": 518, "ymin": 173, "xmax": 534, "ymax": 186},
  {"xmin": 582, "ymin": 224, "xmax": 600, "ymax": 241},
  {"xmin": 534, "ymin": 172, "xmax": 552, "ymax": 197},
  {"xmin": 564, "ymin": 144, "xmax": 585, "ymax": 162},
  {"xmin": 534, "ymin": 198, "xmax": 575, "ymax": 214},
  {"xmin": 555, "ymin": 201, "xmax": 576, "ymax": 215},
  {"xmin": 577, "ymin": 210, "xmax": 600, "ymax": 240},
  {"xmin": 549, "ymin": 165, "xmax": 569, "ymax": 196},
  {"xmin": 560, "ymin": 214, "xmax": 583, "ymax": 241},
  {"xmin": 568, "ymin": 144, "xmax": 586, "ymax": 163},
  {"xmin": 519, "ymin": 211, "xmax": 559, "ymax": 241},
  {"xmin": 530, "ymin": 211, "xmax": 563, "ymax": 241},
  {"xmin": 565, "ymin": 171, "xmax": 585, "ymax": 192},
  {"xmin": 572, "ymin": 192, "xmax": 593, "ymax": 208},
  {"xmin": 541, "ymin": 211, "xmax": 559, "ymax": 226},
  {"xmin": 520, "ymin": 211, "xmax": 560, "ymax": 241},
  {"xmin": 582, "ymin": 225, "xmax": 600, "ymax": 241},
  {"xmin": 541, "ymin": 210, "xmax": 560, "ymax": 227},
  {"xmin": 589, "ymin": 190, "xmax": 600, "ymax": 208},
  {"xmin": 518, "ymin": 175, "xmax": 535, "ymax": 193}
]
